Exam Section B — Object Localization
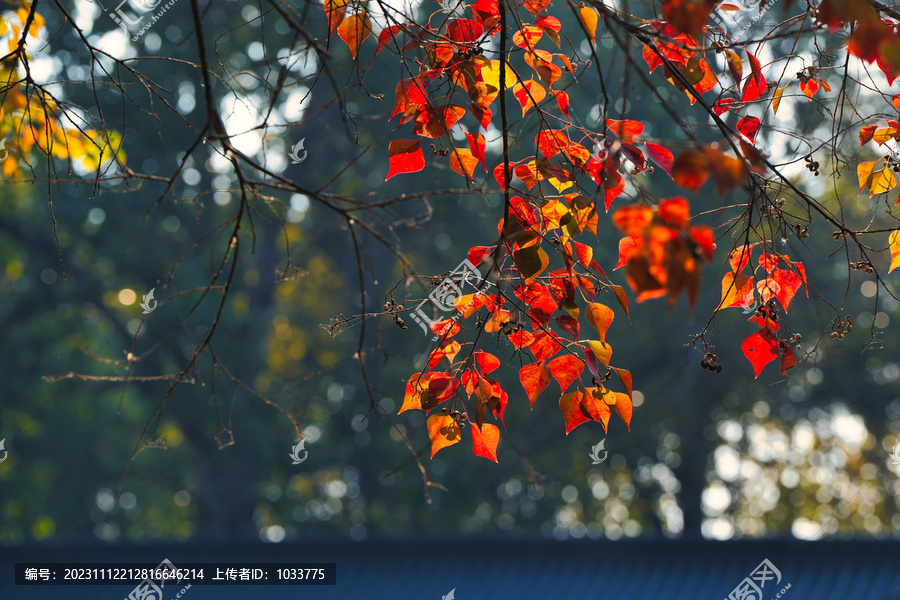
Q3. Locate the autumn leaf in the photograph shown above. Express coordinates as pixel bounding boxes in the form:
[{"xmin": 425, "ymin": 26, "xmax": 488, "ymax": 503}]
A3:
[
  {"xmin": 449, "ymin": 147, "xmax": 479, "ymax": 179},
  {"xmin": 780, "ymin": 345, "xmax": 798, "ymax": 376},
  {"xmin": 607, "ymin": 119, "xmax": 644, "ymax": 143},
  {"xmin": 385, "ymin": 139, "xmax": 425, "ymax": 180},
  {"xmin": 889, "ymin": 230, "xmax": 900, "ymax": 273},
  {"xmin": 520, "ymin": 361, "xmax": 551, "ymax": 407},
  {"xmin": 337, "ymin": 12, "xmax": 372, "ymax": 58},
  {"xmin": 579, "ymin": 6, "xmax": 599, "ymax": 40},
  {"xmin": 799, "ymin": 78, "xmax": 820, "ymax": 100},
  {"xmin": 513, "ymin": 79, "xmax": 546, "ymax": 116},
  {"xmin": 741, "ymin": 328, "xmax": 780, "ymax": 378},
  {"xmin": 671, "ymin": 150, "xmax": 709, "ymax": 192},
  {"xmin": 585, "ymin": 340, "xmax": 612, "ymax": 367},
  {"xmin": 427, "ymin": 414, "xmax": 461, "ymax": 457},
  {"xmin": 582, "ymin": 388, "xmax": 612, "ymax": 430},
  {"xmin": 859, "ymin": 124, "xmax": 878, "ymax": 145},
  {"xmin": 772, "ymin": 86, "xmax": 786, "ymax": 115},
  {"xmin": 324, "ymin": 0, "xmax": 348, "ymax": 35},
  {"xmin": 736, "ymin": 116, "xmax": 761, "ymax": 143},
  {"xmin": 513, "ymin": 243, "xmax": 549, "ymax": 284},
  {"xmin": 548, "ymin": 354, "xmax": 585, "ymax": 393},
  {"xmin": 644, "ymin": 142, "xmax": 674, "ymax": 174},
  {"xmin": 559, "ymin": 390, "xmax": 589, "ymax": 434},
  {"xmin": 586, "ymin": 302, "xmax": 614, "ymax": 341},
  {"xmin": 741, "ymin": 50, "xmax": 767, "ymax": 103},
  {"xmin": 471, "ymin": 422, "xmax": 500, "ymax": 461}
]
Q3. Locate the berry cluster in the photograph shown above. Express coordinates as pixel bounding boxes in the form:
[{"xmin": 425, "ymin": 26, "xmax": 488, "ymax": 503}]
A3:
[
  {"xmin": 804, "ymin": 154, "xmax": 820, "ymax": 176},
  {"xmin": 701, "ymin": 352, "xmax": 722, "ymax": 373},
  {"xmin": 830, "ymin": 315, "xmax": 852, "ymax": 340}
]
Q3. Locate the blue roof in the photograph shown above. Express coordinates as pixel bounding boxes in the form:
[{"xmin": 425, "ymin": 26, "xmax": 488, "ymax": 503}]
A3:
[{"xmin": 2, "ymin": 536, "xmax": 900, "ymax": 599}]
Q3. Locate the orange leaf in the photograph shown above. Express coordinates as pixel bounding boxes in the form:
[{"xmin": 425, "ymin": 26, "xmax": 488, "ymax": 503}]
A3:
[
  {"xmin": 857, "ymin": 160, "xmax": 877, "ymax": 193},
  {"xmin": 324, "ymin": 0, "xmax": 348, "ymax": 35},
  {"xmin": 799, "ymin": 78, "xmax": 820, "ymax": 100},
  {"xmin": 413, "ymin": 104, "xmax": 466, "ymax": 138},
  {"xmin": 385, "ymin": 139, "xmax": 425, "ymax": 180},
  {"xmin": 889, "ymin": 230, "xmax": 900, "ymax": 273},
  {"xmin": 611, "ymin": 367, "xmax": 633, "ymax": 398},
  {"xmin": 520, "ymin": 361, "xmax": 551, "ymax": 407},
  {"xmin": 475, "ymin": 350, "xmax": 500, "ymax": 375},
  {"xmin": 449, "ymin": 147, "xmax": 479, "ymax": 179},
  {"xmin": 471, "ymin": 422, "xmax": 500, "ymax": 461},
  {"xmin": 513, "ymin": 26, "xmax": 543, "ymax": 49},
  {"xmin": 513, "ymin": 79, "xmax": 546, "ymax": 116},
  {"xmin": 607, "ymin": 119, "xmax": 644, "ymax": 143},
  {"xmin": 548, "ymin": 354, "xmax": 585, "ymax": 393},
  {"xmin": 337, "ymin": 12, "xmax": 372, "ymax": 58},
  {"xmin": 671, "ymin": 150, "xmax": 709, "ymax": 193},
  {"xmin": 582, "ymin": 388, "xmax": 612, "ymax": 431},
  {"xmin": 772, "ymin": 85, "xmax": 786, "ymax": 116},
  {"xmin": 586, "ymin": 302, "xmax": 614, "ymax": 341},
  {"xmin": 718, "ymin": 272, "xmax": 754, "ymax": 309},
  {"xmin": 559, "ymin": 390, "xmax": 589, "ymax": 434},
  {"xmin": 554, "ymin": 90, "xmax": 570, "ymax": 117},
  {"xmin": 427, "ymin": 414, "xmax": 461, "ymax": 457},
  {"xmin": 579, "ymin": 6, "xmax": 599, "ymax": 39},
  {"xmin": 465, "ymin": 131, "xmax": 486, "ymax": 168},
  {"xmin": 609, "ymin": 391, "xmax": 633, "ymax": 429}
]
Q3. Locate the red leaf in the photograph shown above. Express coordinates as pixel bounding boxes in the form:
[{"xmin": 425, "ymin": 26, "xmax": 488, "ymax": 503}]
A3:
[
  {"xmin": 447, "ymin": 18, "xmax": 484, "ymax": 43},
  {"xmin": 375, "ymin": 24, "xmax": 403, "ymax": 55},
  {"xmin": 385, "ymin": 139, "xmax": 425, "ymax": 180},
  {"xmin": 741, "ymin": 328, "xmax": 780, "ymax": 378},
  {"xmin": 548, "ymin": 354, "xmax": 585, "ymax": 393},
  {"xmin": 529, "ymin": 329, "xmax": 563, "ymax": 361},
  {"xmin": 713, "ymin": 98, "xmax": 734, "ymax": 116},
  {"xmin": 413, "ymin": 104, "xmax": 466, "ymax": 138},
  {"xmin": 555, "ymin": 315, "xmax": 580, "ymax": 339},
  {"xmin": 780, "ymin": 345, "xmax": 798, "ymax": 376},
  {"xmin": 770, "ymin": 268, "xmax": 803, "ymax": 312},
  {"xmin": 644, "ymin": 142, "xmax": 674, "ymax": 174},
  {"xmin": 554, "ymin": 90, "xmax": 570, "ymax": 117},
  {"xmin": 466, "ymin": 131, "xmax": 486, "ymax": 169},
  {"xmin": 799, "ymin": 78, "xmax": 820, "ymax": 100},
  {"xmin": 559, "ymin": 390, "xmax": 589, "ymax": 434},
  {"xmin": 471, "ymin": 422, "xmax": 500, "ymax": 461},
  {"xmin": 449, "ymin": 148, "xmax": 479, "ymax": 179},
  {"xmin": 860, "ymin": 124, "xmax": 878, "ymax": 146},
  {"xmin": 520, "ymin": 361, "xmax": 551, "ymax": 408},
  {"xmin": 736, "ymin": 116, "xmax": 761, "ymax": 143},
  {"xmin": 741, "ymin": 50, "xmax": 767, "ymax": 103}
]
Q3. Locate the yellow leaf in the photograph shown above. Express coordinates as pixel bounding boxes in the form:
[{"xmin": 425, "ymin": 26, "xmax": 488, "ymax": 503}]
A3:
[
  {"xmin": 772, "ymin": 86, "xmax": 786, "ymax": 116},
  {"xmin": 889, "ymin": 230, "xmax": 900, "ymax": 273},
  {"xmin": 868, "ymin": 166, "xmax": 897, "ymax": 197},
  {"xmin": 579, "ymin": 7, "xmax": 599, "ymax": 40},
  {"xmin": 857, "ymin": 160, "xmax": 876, "ymax": 194},
  {"xmin": 477, "ymin": 58, "xmax": 518, "ymax": 91},
  {"xmin": 585, "ymin": 340, "xmax": 612, "ymax": 367},
  {"xmin": 427, "ymin": 414, "xmax": 461, "ymax": 458}
]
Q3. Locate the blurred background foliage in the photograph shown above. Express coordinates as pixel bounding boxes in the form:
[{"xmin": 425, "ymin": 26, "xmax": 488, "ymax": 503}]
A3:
[{"xmin": 1, "ymin": 0, "xmax": 899, "ymax": 549}]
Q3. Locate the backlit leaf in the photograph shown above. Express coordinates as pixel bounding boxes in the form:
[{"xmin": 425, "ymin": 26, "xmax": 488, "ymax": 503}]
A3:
[
  {"xmin": 559, "ymin": 390, "xmax": 589, "ymax": 434},
  {"xmin": 427, "ymin": 414, "xmax": 461, "ymax": 457},
  {"xmin": 585, "ymin": 340, "xmax": 612, "ymax": 367},
  {"xmin": 520, "ymin": 361, "xmax": 551, "ymax": 407},
  {"xmin": 337, "ymin": 12, "xmax": 372, "ymax": 58},
  {"xmin": 644, "ymin": 142, "xmax": 674, "ymax": 174},
  {"xmin": 471, "ymin": 422, "xmax": 500, "ymax": 461},
  {"xmin": 449, "ymin": 147, "xmax": 479, "ymax": 179},
  {"xmin": 741, "ymin": 328, "xmax": 780, "ymax": 378},
  {"xmin": 607, "ymin": 119, "xmax": 644, "ymax": 143},
  {"xmin": 549, "ymin": 354, "xmax": 585, "ymax": 393},
  {"xmin": 889, "ymin": 230, "xmax": 900, "ymax": 273},
  {"xmin": 586, "ymin": 302, "xmax": 614, "ymax": 341},
  {"xmin": 741, "ymin": 50, "xmax": 766, "ymax": 103},
  {"xmin": 772, "ymin": 85, "xmax": 786, "ymax": 115},
  {"xmin": 385, "ymin": 139, "xmax": 425, "ymax": 180},
  {"xmin": 579, "ymin": 6, "xmax": 599, "ymax": 40},
  {"xmin": 671, "ymin": 150, "xmax": 709, "ymax": 192}
]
